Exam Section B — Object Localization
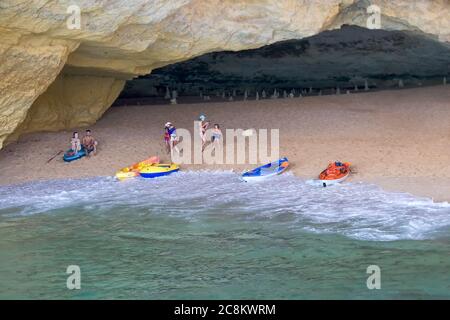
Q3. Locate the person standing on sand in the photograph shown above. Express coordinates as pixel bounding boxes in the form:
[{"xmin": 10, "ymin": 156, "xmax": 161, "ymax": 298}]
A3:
[
  {"xmin": 198, "ymin": 114, "xmax": 209, "ymax": 151},
  {"xmin": 70, "ymin": 132, "xmax": 81, "ymax": 154},
  {"xmin": 81, "ymin": 129, "xmax": 98, "ymax": 156},
  {"xmin": 211, "ymin": 124, "xmax": 222, "ymax": 145},
  {"xmin": 164, "ymin": 123, "xmax": 171, "ymax": 154},
  {"xmin": 165, "ymin": 122, "xmax": 179, "ymax": 154}
]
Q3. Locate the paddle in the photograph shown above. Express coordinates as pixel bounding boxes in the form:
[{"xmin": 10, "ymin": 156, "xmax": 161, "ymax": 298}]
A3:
[
  {"xmin": 349, "ymin": 165, "xmax": 358, "ymax": 174},
  {"xmin": 47, "ymin": 150, "xmax": 63, "ymax": 163}
]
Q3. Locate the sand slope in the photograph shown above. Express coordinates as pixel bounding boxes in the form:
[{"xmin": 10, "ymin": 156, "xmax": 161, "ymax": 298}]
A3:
[{"xmin": 0, "ymin": 86, "xmax": 449, "ymax": 201}]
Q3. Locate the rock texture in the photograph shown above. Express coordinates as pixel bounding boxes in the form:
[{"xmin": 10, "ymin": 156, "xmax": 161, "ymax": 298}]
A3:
[
  {"xmin": 122, "ymin": 26, "xmax": 450, "ymax": 97},
  {"xmin": 7, "ymin": 74, "xmax": 125, "ymax": 143},
  {"xmin": 0, "ymin": 0, "xmax": 449, "ymax": 148},
  {"xmin": 0, "ymin": 29, "xmax": 78, "ymax": 148}
]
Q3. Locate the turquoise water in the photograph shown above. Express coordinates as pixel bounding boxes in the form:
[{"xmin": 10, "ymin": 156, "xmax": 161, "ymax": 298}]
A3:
[{"xmin": 0, "ymin": 172, "xmax": 449, "ymax": 299}]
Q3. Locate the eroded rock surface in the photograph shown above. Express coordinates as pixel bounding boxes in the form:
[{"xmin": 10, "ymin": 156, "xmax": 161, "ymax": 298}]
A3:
[
  {"xmin": 122, "ymin": 26, "xmax": 450, "ymax": 97},
  {"xmin": 7, "ymin": 74, "xmax": 125, "ymax": 143}
]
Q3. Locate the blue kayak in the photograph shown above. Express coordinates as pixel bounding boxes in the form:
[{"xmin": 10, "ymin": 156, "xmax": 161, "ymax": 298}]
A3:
[
  {"xmin": 241, "ymin": 157, "xmax": 289, "ymax": 182},
  {"xmin": 63, "ymin": 149, "xmax": 87, "ymax": 162}
]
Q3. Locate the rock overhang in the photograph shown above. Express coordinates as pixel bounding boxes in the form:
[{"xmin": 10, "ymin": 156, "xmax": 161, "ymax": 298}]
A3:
[{"xmin": 0, "ymin": 0, "xmax": 449, "ymax": 148}]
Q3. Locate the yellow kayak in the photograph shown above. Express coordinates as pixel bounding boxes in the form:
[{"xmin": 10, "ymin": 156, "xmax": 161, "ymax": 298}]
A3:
[
  {"xmin": 115, "ymin": 156, "xmax": 160, "ymax": 181},
  {"xmin": 115, "ymin": 168, "xmax": 140, "ymax": 181},
  {"xmin": 139, "ymin": 163, "xmax": 180, "ymax": 179}
]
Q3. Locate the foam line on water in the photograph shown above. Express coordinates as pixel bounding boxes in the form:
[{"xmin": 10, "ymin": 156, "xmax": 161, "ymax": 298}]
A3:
[{"xmin": 0, "ymin": 171, "xmax": 449, "ymax": 241}]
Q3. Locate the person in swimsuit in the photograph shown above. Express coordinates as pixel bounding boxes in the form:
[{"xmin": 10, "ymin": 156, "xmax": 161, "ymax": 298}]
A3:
[
  {"xmin": 211, "ymin": 124, "xmax": 222, "ymax": 145},
  {"xmin": 164, "ymin": 122, "xmax": 171, "ymax": 154},
  {"xmin": 198, "ymin": 114, "xmax": 209, "ymax": 151},
  {"xmin": 81, "ymin": 129, "xmax": 98, "ymax": 156},
  {"xmin": 70, "ymin": 132, "xmax": 81, "ymax": 155}
]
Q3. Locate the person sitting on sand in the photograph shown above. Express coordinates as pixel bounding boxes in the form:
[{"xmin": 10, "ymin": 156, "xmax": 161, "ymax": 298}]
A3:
[
  {"xmin": 81, "ymin": 129, "xmax": 98, "ymax": 156},
  {"xmin": 211, "ymin": 124, "xmax": 222, "ymax": 144},
  {"xmin": 70, "ymin": 132, "xmax": 81, "ymax": 154}
]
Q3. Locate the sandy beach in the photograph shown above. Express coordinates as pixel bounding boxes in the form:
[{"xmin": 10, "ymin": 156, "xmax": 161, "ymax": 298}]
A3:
[{"xmin": 0, "ymin": 85, "xmax": 449, "ymax": 202}]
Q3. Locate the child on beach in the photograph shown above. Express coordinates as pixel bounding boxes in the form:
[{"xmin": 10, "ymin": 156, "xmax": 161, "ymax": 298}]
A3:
[{"xmin": 70, "ymin": 132, "xmax": 81, "ymax": 154}]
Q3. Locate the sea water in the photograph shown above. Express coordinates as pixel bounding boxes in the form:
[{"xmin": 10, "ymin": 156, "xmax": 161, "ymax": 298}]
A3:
[{"xmin": 0, "ymin": 172, "xmax": 449, "ymax": 299}]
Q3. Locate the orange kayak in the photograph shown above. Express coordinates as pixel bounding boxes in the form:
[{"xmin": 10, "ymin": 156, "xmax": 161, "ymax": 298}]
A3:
[{"xmin": 319, "ymin": 162, "xmax": 351, "ymax": 186}]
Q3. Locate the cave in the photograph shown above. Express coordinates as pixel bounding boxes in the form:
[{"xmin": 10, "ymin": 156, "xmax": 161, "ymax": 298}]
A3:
[{"xmin": 117, "ymin": 25, "xmax": 450, "ymax": 103}]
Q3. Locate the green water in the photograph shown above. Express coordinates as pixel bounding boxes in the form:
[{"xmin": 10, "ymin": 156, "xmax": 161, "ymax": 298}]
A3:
[{"xmin": 0, "ymin": 173, "xmax": 449, "ymax": 299}]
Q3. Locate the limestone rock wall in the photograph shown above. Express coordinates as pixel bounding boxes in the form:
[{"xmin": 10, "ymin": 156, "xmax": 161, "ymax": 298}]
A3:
[
  {"xmin": 0, "ymin": 29, "xmax": 78, "ymax": 148},
  {"xmin": 7, "ymin": 74, "xmax": 125, "ymax": 143},
  {"xmin": 0, "ymin": 0, "xmax": 449, "ymax": 149}
]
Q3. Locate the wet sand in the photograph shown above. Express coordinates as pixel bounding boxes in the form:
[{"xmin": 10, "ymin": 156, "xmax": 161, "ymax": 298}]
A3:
[{"xmin": 0, "ymin": 85, "xmax": 449, "ymax": 202}]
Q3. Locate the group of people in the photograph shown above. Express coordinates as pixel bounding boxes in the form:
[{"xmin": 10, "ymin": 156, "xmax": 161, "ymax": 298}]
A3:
[
  {"xmin": 164, "ymin": 114, "xmax": 223, "ymax": 154},
  {"xmin": 69, "ymin": 129, "xmax": 98, "ymax": 157},
  {"xmin": 68, "ymin": 115, "xmax": 221, "ymax": 159}
]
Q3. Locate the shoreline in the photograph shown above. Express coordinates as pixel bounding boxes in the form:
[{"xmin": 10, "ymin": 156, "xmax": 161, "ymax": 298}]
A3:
[
  {"xmin": 1, "ymin": 85, "xmax": 449, "ymax": 202},
  {"xmin": 1, "ymin": 170, "xmax": 448, "ymax": 204}
]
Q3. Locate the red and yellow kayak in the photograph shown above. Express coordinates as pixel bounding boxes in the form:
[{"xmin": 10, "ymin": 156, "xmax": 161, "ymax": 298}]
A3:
[{"xmin": 115, "ymin": 156, "xmax": 160, "ymax": 181}]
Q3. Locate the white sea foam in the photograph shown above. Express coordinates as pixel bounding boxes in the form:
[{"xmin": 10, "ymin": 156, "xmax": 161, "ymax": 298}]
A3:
[{"xmin": 0, "ymin": 171, "xmax": 449, "ymax": 241}]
